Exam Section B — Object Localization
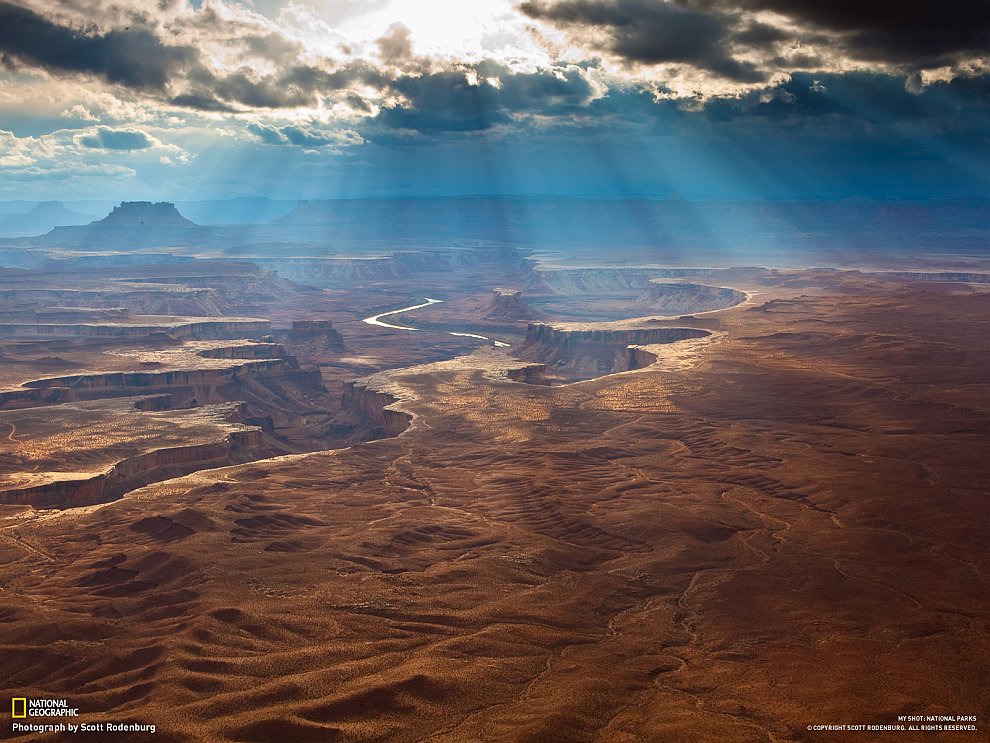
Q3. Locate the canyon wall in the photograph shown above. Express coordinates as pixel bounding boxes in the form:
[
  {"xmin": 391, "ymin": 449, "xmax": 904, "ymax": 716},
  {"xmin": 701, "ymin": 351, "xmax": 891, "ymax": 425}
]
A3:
[
  {"xmin": 625, "ymin": 346, "xmax": 660, "ymax": 371},
  {"xmin": 341, "ymin": 380, "xmax": 411, "ymax": 437},
  {"xmin": 0, "ymin": 319, "xmax": 269, "ymax": 340},
  {"xmin": 0, "ymin": 346, "xmax": 323, "ymax": 411},
  {"xmin": 0, "ymin": 427, "xmax": 266, "ymax": 509},
  {"xmin": 0, "ymin": 386, "xmax": 77, "ymax": 410},
  {"xmin": 0, "ymin": 288, "xmax": 225, "ymax": 317},
  {"xmin": 538, "ymin": 268, "xmax": 717, "ymax": 295},
  {"xmin": 517, "ymin": 323, "xmax": 710, "ymax": 380},
  {"xmin": 197, "ymin": 343, "xmax": 287, "ymax": 359},
  {"xmin": 638, "ymin": 282, "xmax": 747, "ymax": 314},
  {"xmin": 22, "ymin": 359, "xmax": 291, "ymax": 393}
]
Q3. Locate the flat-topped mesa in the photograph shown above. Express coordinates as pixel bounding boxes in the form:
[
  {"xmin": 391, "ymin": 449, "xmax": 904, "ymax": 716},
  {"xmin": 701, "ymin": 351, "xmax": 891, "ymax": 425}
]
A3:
[
  {"xmin": 36, "ymin": 202, "xmax": 202, "ymax": 249},
  {"xmin": 98, "ymin": 201, "xmax": 197, "ymax": 228},
  {"xmin": 483, "ymin": 287, "xmax": 534, "ymax": 321},
  {"xmin": 639, "ymin": 282, "xmax": 747, "ymax": 314},
  {"xmin": 282, "ymin": 319, "xmax": 347, "ymax": 354},
  {"xmin": 517, "ymin": 322, "xmax": 710, "ymax": 381}
]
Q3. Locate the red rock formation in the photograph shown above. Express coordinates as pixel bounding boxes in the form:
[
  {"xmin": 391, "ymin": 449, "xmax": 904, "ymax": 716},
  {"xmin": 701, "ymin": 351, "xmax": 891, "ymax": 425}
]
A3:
[
  {"xmin": 0, "ymin": 386, "xmax": 76, "ymax": 410},
  {"xmin": 637, "ymin": 282, "xmax": 746, "ymax": 314},
  {"xmin": 132, "ymin": 394, "xmax": 173, "ymax": 411},
  {"xmin": 0, "ymin": 428, "xmax": 267, "ymax": 509},
  {"xmin": 517, "ymin": 322, "xmax": 709, "ymax": 380},
  {"xmin": 22, "ymin": 360, "xmax": 291, "ymax": 394},
  {"xmin": 625, "ymin": 346, "xmax": 659, "ymax": 370},
  {"xmin": 341, "ymin": 380, "xmax": 411, "ymax": 437},
  {"xmin": 0, "ymin": 318, "xmax": 269, "ymax": 340},
  {"xmin": 505, "ymin": 363, "xmax": 551, "ymax": 385},
  {"xmin": 483, "ymin": 288, "xmax": 534, "ymax": 321}
]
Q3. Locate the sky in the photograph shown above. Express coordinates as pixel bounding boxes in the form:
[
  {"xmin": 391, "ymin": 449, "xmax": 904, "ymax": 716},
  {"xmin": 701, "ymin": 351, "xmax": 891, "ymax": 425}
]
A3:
[{"xmin": 0, "ymin": 0, "xmax": 988, "ymax": 202}]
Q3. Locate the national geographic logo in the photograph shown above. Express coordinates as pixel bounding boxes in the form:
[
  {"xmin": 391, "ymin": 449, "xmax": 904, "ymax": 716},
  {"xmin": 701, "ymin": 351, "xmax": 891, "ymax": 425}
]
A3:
[
  {"xmin": 9, "ymin": 697, "xmax": 157, "ymax": 735},
  {"xmin": 10, "ymin": 698, "xmax": 79, "ymax": 718}
]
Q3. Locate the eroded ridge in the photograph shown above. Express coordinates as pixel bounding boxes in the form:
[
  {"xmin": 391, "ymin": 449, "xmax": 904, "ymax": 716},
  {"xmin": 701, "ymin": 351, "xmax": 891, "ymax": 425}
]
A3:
[{"xmin": 0, "ymin": 269, "xmax": 986, "ymax": 741}]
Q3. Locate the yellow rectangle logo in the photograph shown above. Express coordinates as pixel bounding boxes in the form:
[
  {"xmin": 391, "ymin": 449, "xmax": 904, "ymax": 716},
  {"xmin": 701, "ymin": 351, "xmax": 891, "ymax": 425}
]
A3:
[{"xmin": 12, "ymin": 698, "xmax": 27, "ymax": 718}]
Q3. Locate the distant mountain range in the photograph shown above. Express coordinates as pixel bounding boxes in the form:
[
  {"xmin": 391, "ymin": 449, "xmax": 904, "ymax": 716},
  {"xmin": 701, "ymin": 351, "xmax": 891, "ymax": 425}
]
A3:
[
  {"xmin": 2, "ymin": 197, "xmax": 989, "ymax": 263},
  {"xmin": 0, "ymin": 201, "xmax": 95, "ymax": 237},
  {"xmin": 0, "ymin": 198, "xmax": 298, "ymax": 237},
  {"xmin": 271, "ymin": 197, "xmax": 990, "ymax": 255}
]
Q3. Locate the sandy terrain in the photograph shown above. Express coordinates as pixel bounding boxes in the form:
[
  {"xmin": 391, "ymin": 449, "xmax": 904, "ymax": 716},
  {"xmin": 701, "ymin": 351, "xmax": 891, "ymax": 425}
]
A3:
[{"xmin": 0, "ymin": 268, "xmax": 987, "ymax": 741}]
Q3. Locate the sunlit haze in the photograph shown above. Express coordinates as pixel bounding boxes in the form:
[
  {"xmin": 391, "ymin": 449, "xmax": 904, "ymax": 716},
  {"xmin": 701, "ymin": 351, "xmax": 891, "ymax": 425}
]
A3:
[{"xmin": 0, "ymin": 0, "xmax": 987, "ymax": 201}]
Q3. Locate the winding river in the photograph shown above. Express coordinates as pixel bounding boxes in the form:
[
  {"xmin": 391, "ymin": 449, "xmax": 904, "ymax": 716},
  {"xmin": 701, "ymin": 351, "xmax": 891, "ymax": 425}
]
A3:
[
  {"xmin": 362, "ymin": 297, "xmax": 443, "ymax": 331},
  {"xmin": 362, "ymin": 297, "xmax": 511, "ymax": 347}
]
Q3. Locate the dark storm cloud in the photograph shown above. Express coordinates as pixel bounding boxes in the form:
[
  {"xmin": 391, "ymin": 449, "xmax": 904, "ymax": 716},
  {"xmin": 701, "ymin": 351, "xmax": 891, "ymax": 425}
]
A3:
[
  {"xmin": 168, "ymin": 93, "xmax": 238, "ymax": 112},
  {"xmin": 78, "ymin": 126, "xmax": 154, "ymax": 150},
  {"xmin": 378, "ymin": 63, "xmax": 599, "ymax": 132},
  {"xmin": 0, "ymin": 1, "xmax": 196, "ymax": 90},
  {"xmin": 732, "ymin": 0, "xmax": 990, "ymax": 66},
  {"xmin": 281, "ymin": 62, "xmax": 388, "ymax": 93},
  {"xmin": 520, "ymin": 0, "xmax": 763, "ymax": 81},
  {"xmin": 177, "ymin": 62, "xmax": 388, "ymax": 111},
  {"xmin": 690, "ymin": 71, "xmax": 990, "ymax": 164},
  {"xmin": 0, "ymin": 2, "xmax": 387, "ymax": 111},
  {"xmin": 208, "ymin": 69, "xmax": 316, "ymax": 108},
  {"xmin": 521, "ymin": 0, "xmax": 990, "ymax": 74}
]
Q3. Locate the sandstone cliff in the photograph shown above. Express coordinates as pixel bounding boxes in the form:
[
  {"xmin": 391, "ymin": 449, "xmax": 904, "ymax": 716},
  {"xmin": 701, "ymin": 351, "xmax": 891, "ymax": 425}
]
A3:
[
  {"xmin": 0, "ymin": 318, "xmax": 269, "ymax": 340},
  {"xmin": 341, "ymin": 380, "xmax": 411, "ymax": 438},
  {"xmin": 0, "ymin": 427, "xmax": 267, "ymax": 509},
  {"xmin": 538, "ymin": 267, "xmax": 716, "ymax": 295},
  {"xmin": 517, "ymin": 322, "xmax": 710, "ymax": 380},
  {"xmin": 638, "ymin": 282, "xmax": 747, "ymax": 314}
]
